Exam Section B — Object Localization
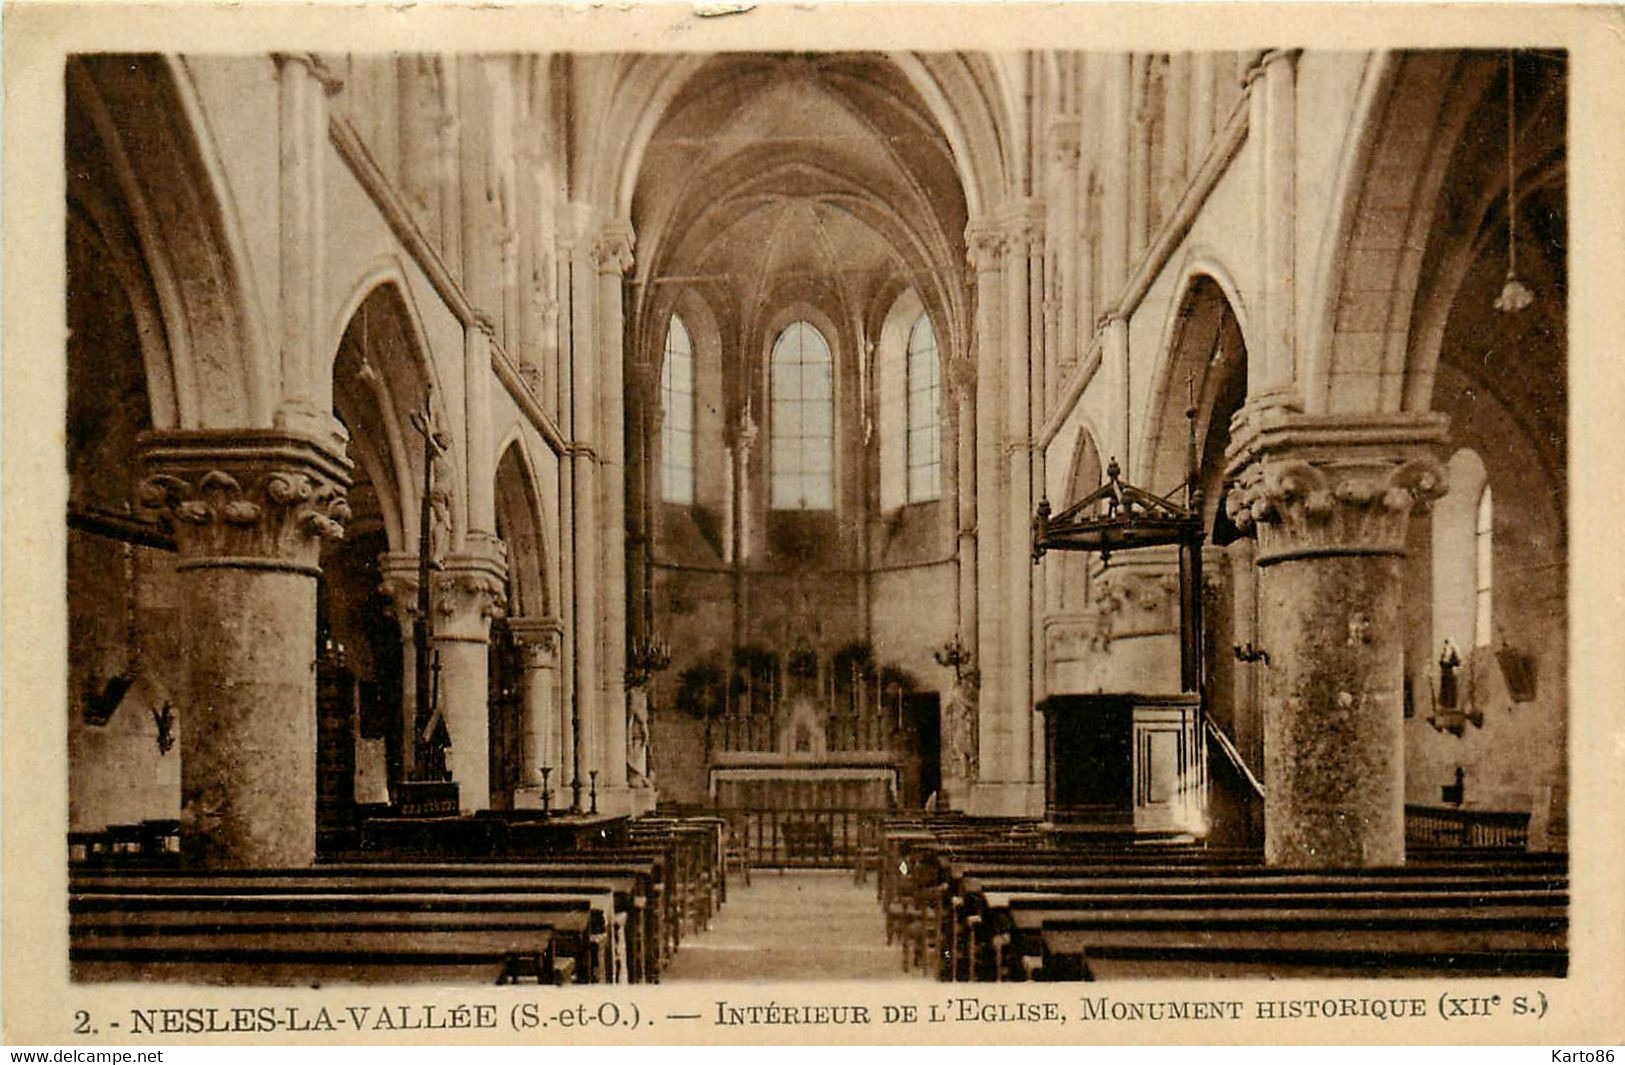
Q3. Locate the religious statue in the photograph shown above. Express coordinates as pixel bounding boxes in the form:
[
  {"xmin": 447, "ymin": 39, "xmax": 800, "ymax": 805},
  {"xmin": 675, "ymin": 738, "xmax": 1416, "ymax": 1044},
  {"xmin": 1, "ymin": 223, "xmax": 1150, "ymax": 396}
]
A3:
[
  {"xmin": 1438, "ymin": 639, "xmax": 1462, "ymax": 710},
  {"xmin": 627, "ymin": 688, "xmax": 652, "ymax": 787}
]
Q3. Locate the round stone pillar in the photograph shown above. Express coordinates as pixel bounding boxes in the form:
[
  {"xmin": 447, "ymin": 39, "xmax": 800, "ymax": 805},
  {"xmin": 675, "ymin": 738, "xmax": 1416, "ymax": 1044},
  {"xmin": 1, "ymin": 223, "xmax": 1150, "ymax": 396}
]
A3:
[
  {"xmin": 508, "ymin": 617, "xmax": 564, "ymax": 803},
  {"xmin": 433, "ymin": 539, "xmax": 507, "ymax": 811},
  {"xmin": 138, "ymin": 430, "xmax": 351, "ymax": 868},
  {"xmin": 1226, "ymin": 412, "xmax": 1447, "ymax": 867}
]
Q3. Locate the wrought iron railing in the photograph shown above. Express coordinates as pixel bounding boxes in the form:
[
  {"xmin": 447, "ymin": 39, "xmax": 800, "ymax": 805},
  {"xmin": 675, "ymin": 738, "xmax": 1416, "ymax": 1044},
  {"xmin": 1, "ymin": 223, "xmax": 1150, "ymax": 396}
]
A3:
[
  {"xmin": 1405, "ymin": 803, "xmax": 1531, "ymax": 849},
  {"xmin": 716, "ymin": 807, "xmax": 888, "ymax": 869}
]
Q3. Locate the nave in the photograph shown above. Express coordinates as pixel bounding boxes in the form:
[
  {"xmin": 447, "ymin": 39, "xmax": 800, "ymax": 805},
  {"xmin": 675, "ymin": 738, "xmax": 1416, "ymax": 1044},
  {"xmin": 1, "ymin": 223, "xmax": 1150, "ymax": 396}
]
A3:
[
  {"xmin": 57, "ymin": 43, "xmax": 1571, "ymax": 991},
  {"xmin": 68, "ymin": 807, "xmax": 1565, "ymax": 985},
  {"xmin": 661, "ymin": 871, "xmax": 914, "ymax": 982}
]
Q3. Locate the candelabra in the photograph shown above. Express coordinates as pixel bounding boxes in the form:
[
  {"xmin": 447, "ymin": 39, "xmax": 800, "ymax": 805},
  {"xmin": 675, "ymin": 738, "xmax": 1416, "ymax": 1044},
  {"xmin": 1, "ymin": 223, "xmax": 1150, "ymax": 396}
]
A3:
[
  {"xmin": 934, "ymin": 634, "xmax": 976, "ymax": 685},
  {"xmin": 627, "ymin": 632, "xmax": 673, "ymax": 687}
]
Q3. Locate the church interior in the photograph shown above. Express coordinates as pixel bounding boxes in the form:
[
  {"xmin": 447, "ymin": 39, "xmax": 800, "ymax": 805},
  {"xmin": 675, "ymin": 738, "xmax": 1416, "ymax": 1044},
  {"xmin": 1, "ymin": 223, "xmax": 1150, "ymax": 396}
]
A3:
[{"xmin": 65, "ymin": 48, "xmax": 1569, "ymax": 983}]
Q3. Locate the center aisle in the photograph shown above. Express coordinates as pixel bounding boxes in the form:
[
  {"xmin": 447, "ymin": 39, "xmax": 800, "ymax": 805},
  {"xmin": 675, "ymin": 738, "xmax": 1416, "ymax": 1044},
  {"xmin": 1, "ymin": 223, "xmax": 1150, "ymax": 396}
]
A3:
[{"xmin": 662, "ymin": 869, "xmax": 928, "ymax": 981}]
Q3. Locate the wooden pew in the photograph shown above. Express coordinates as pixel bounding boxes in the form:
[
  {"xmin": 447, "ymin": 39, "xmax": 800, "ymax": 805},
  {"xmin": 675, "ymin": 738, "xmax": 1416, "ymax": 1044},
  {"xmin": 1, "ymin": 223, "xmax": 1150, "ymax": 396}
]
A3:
[
  {"xmin": 74, "ymin": 869, "xmax": 639, "ymax": 984},
  {"xmin": 70, "ymin": 891, "xmax": 599, "ymax": 985},
  {"xmin": 1013, "ymin": 903, "xmax": 1567, "ymax": 981},
  {"xmin": 921, "ymin": 842, "xmax": 1564, "ymax": 981}
]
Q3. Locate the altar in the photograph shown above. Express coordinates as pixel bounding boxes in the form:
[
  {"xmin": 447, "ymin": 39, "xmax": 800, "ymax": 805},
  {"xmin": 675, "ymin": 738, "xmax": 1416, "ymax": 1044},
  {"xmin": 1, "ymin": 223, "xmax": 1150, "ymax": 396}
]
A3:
[{"xmin": 708, "ymin": 755, "xmax": 899, "ymax": 809}]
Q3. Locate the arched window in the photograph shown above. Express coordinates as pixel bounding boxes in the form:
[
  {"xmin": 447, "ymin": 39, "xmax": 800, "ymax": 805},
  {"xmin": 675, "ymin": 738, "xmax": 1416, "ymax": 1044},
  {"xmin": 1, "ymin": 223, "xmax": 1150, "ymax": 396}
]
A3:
[
  {"xmin": 770, "ymin": 320, "xmax": 833, "ymax": 510},
  {"xmin": 660, "ymin": 315, "xmax": 694, "ymax": 504},
  {"xmin": 1474, "ymin": 483, "xmax": 1493, "ymax": 647},
  {"xmin": 906, "ymin": 314, "xmax": 942, "ymax": 502}
]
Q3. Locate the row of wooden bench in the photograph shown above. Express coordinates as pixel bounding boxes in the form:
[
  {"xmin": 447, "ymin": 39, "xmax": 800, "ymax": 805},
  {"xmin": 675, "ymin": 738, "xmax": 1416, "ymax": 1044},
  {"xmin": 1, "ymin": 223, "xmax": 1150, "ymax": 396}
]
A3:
[
  {"xmin": 69, "ymin": 814, "xmax": 726, "ymax": 987},
  {"xmin": 877, "ymin": 817, "xmax": 1568, "ymax": 982}
]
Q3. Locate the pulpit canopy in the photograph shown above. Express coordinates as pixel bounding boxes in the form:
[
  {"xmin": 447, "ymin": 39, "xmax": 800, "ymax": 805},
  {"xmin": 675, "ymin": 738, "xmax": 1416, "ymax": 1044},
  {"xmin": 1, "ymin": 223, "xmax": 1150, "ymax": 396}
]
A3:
[{"xmin": 1032, "ymin": 458, "xmax": 1202, "ymax": 564}]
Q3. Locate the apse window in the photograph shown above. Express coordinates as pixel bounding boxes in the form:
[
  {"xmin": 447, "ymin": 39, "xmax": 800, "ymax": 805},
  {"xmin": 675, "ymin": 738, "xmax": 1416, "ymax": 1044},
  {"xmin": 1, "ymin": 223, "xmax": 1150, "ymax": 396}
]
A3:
[
  {"xmin": 770, "ymin": 320, "xmax": 834, "ymax": 510},
  {"xmin": 906, "ymin": 313, "xmax": 942, "ymax": 503},
  {"xmin": 660, "ymin": 315, "xmax": 695, "ymax": 505}
]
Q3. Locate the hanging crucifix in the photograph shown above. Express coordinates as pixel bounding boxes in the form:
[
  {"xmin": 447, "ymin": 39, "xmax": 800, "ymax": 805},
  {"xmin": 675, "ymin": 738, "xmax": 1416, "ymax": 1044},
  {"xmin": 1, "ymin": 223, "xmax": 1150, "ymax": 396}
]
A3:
[{"xmin": 409, "ymin": 392, "xmax": 453, "ymax": 781}]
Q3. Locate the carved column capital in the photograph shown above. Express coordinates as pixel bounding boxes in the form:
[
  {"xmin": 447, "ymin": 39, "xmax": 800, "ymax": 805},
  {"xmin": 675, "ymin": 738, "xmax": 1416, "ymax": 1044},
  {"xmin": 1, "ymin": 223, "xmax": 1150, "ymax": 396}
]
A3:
[
  {"xmin": 435, "ymin": 538, "xmax": 509, "ymax": 641},
  {"xmin": 593, "ymin": 219, "xmax": 636, "ymax": 276},
  {"xmin": 377, "ymin": 552, "xmax": 424, "ymax": 630},
  {"xmin": 965, "ymin": 218, "xmax": 1005, "ymax": 273},
  {"xmin": 137, "ymin": 430, "xmax": 352, "ymax": 576},
  {"xmin": 509, "ymin": 616, "xmax": 565, "ymax": 669},
  {"xmin": 1223, "ymin": 412, "xmax": 1450, "ymax": 564}
]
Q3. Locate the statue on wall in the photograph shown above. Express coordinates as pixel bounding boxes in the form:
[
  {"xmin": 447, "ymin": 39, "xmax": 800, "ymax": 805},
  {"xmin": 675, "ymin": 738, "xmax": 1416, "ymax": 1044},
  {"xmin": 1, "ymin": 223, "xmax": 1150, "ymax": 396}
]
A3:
[
  {"xmin": 1438, "ymin": 638, "xmax": 1462, "ymax": 709},
  {"xmin": 627, "ymin": 687, "xmax": 652, "ymax": 788}
]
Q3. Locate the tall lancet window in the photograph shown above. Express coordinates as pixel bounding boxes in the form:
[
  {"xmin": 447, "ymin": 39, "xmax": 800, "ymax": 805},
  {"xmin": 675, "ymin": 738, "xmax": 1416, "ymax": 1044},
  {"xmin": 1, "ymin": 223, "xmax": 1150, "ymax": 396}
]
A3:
[
  {"xmin": 770, "ymin": 320, "xmax": 833, "ymax": 510},
  {"xmin": 660, "ymin": 315, "xmax": 694, "ymax": 504},
  {"xmin": 1474, "ymin": 483, "xmax": 1494, "ymax": 647},
  {"xmin": 906, "ymin": 313, "xmax": 942, "ymax": 502}
]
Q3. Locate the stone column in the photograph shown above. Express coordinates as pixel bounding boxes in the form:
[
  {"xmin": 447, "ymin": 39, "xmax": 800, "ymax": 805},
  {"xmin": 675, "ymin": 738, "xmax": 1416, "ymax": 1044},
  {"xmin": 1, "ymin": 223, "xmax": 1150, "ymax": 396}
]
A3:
[
  {"xmin": 1100, "ymin": 55, "xmax": 1133, "ymax": 303},
  {"xmin": 137, "ymin": 430, "xmax": 351, "ymax": 868},
  {"xmin": 1049, "ymin": 118, "xmax": 1082, "ymax": 375},
  {"xmin": 378, "ymin": 552, "xmax": 423, "ymax": 783},
  {"xmin": 1248, "ymin": 49, "xmax": 1300, "ymax": 405},
  {"xmin": 1128, "ymin": 54, "xmax": 1152, "ymax": 268},
  {"xmin": 1225, "ymin": 411, "xmax": 1448, "ymax": 867},
  {"xmin": 274, "ymin": 54, "xmax": 342, "ymax": 435},
  {"xmin": 594, "ymin": 219, "xmax": 635, "ymax": 811},
  {"xmin": 509, "ymin": 616, "xmax": 564, "ymax": 805},
  {"xmin": 947, "ymin": 355, "xmax": 979, "ymax": 808},
  {"xmin": 1012, "ymin": 202, "xmax": 1046, "ymax": 798},
  {"xmin": 1189, "ymin": 52, "xmax": 1216, "ymax": 164},
  {"xmin": 1104, "ymin": 314, "xmax": 1132, "ymax": 467},
  {"xmin": 464, "ymin": 320, "xmax": 498, "ymax": 539},
  {"xmin": 433, "ymin": 540, "xmax": 507, "ymax": 811},
  {"xmin": 966, "ymin": 218, "xmax": 1006, "ymax": 810},
  {"xmin": 1162, "ymin": 55, "xmax": 1191, "ymax": 208},
  {"xmin": 565, "ymin": 206, "xmax": 600, "ymax": 810}
]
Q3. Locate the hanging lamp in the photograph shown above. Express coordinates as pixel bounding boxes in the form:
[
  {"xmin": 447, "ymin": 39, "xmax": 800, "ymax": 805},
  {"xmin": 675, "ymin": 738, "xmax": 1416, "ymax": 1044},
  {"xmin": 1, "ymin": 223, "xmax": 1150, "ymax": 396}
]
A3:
[{"xmin": 1495, "ymin": 51, "xmax": 1535, "ymax": 313}]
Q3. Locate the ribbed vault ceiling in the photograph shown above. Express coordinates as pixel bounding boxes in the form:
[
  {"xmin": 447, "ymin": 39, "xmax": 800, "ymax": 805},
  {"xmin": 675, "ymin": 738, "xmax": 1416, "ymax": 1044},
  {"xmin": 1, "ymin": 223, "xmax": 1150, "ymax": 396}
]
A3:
[{"xmin": 631, "ymin": 53, "xmax": 969, "ymax": 362}]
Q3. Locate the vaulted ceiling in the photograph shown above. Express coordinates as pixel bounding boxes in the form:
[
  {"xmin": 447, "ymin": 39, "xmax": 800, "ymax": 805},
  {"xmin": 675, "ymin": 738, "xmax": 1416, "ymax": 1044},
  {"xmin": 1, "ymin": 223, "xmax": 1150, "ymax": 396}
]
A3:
[{"xmin": 629, "ymin": 53, "xmax": 969, "ymax": 383}]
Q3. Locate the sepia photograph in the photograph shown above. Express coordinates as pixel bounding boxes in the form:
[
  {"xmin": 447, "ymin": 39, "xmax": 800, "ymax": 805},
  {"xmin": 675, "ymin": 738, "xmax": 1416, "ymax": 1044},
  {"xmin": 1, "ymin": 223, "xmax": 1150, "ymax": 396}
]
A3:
[{"xmin": 5, "ymin": 1, "xmax": 1624, "ymax": 1048}]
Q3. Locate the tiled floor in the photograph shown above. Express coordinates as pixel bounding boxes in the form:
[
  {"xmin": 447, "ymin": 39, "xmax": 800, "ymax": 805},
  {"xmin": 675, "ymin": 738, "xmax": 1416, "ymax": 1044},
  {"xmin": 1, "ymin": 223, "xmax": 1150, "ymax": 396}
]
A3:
[{"xmin": 662, "ymin": 869, "xmax": 928, "ymax": 981}]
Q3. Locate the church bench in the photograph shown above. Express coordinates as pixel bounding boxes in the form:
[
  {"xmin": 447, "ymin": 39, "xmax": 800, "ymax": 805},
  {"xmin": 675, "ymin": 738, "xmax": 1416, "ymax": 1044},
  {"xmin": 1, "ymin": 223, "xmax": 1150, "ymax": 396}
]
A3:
[
  {"xmin": 71, "ymin": 885, "xmax": 615, "ymax": 983},
  {"xmin": 98, "ymin": 824, "xmax": 724, "ymax": 983},
  {"xmin": 69, "ymin": 897, "xmax": 597, "ymax": 985},
  {"xmin": 956, "ymin": 882, "xmax": 1567, "ymax": 973},
  {"xmin": 318, "ymin": 853, "xmax": 676, "ymax": 975},
  {"xmin": 1039, "ymin": 926, "xmax": 1568, "ymax": 980},
  {"xmin": 629, "ymin": 820, "xmax": 722, "ymax": 933},
  {"xmin": 999, "ymin": 903, "xmax": 1567, "ymax": 982},
  {"xmin": 935, "ymin": 858, "xmax": 1565, "ymax": 980},
  {"xmin": 72, "ymin": 872, "xmax": 644, "ymax": 983},
  {"xmin": 71, "ymin": 925, "xmax": 573, "ymax": 986}
]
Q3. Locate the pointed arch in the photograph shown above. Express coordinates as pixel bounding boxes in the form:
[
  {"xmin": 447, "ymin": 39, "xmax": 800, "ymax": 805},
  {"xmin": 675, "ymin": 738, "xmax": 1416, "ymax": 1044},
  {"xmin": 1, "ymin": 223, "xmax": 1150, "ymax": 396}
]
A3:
[
  {"xmin": 330, "ymin": 280, "xmax": 456, "ymax": 553},
  {"xmin": 494, "ymin": 440, "xmax": 552, "ymax": 619},
  {"xmin": 1139, "ymin": 266, "xmax": 1252, "ymax": 498},
  {"xmin": 66, "ymin": 55, "xmax": 268, "ymax": 429},
  {"xmin": 768, "ymin": 319, "xmax": 836, "ymax": 511}
]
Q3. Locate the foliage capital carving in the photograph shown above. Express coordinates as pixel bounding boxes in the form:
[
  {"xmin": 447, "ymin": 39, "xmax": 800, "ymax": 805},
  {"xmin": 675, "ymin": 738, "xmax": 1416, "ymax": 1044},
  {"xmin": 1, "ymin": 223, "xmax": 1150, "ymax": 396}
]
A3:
[
  {"xmin": 137, "ymin": 430, "xmax": 352, "ymax": 576},
  {"xmin": 1223, "ymin": 413, "xmax": 1450, "ymax": 564}
]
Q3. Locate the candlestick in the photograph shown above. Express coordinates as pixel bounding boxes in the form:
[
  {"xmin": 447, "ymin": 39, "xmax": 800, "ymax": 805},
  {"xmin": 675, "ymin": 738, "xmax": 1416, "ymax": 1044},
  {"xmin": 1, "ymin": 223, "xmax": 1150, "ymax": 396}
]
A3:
[
  {"xmin": 539, "ymin": 766, "xmax": 552, "ymax": 815},
  {"xmin": 589, "ymin": 770, "xmax": 599, "ymax": 815}
]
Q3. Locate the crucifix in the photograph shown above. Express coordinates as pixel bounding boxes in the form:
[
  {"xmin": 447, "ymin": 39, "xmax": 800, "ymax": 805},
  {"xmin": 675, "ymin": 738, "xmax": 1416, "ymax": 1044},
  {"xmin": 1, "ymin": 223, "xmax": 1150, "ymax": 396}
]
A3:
[{"xmin": 409, "ymin": 391, "xmax": 453, "ymax": 781}]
